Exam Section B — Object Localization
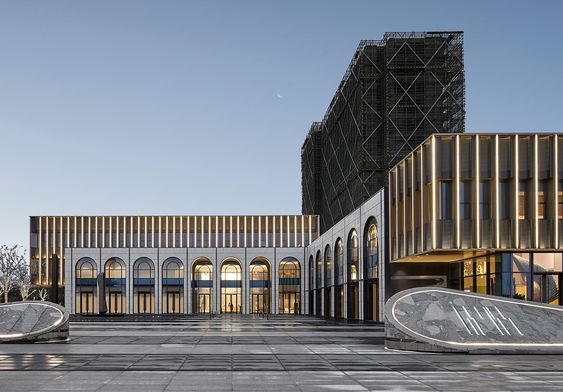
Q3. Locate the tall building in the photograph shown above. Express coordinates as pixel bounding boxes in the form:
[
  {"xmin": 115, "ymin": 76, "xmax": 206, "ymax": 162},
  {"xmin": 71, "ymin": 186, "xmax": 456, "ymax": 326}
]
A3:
[{"xmin": 302, "ymin": 32, "xmax": 465, "ymax": 233}]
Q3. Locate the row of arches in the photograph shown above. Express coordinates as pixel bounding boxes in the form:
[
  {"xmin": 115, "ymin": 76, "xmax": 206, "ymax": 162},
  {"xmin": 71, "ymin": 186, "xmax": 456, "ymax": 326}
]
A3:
[
  {"xmin": 307, "ymin": 218, "xmax": 379, "ymax": 321},
  {"xmin": 75, "ymin": 257, "xmax": 301, "ymax": 315}
]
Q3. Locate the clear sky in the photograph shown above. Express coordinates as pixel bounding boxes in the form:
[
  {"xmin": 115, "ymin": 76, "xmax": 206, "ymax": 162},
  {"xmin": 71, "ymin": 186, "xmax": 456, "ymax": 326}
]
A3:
[{"xmin": 1, "ymin": 0, "xmax": 563, "ymax": 249}]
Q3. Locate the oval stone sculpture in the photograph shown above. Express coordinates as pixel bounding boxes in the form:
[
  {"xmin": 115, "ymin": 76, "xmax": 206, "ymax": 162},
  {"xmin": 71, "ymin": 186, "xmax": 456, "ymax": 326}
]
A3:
[
  {"xmin": 385, "ymin": 287, "xmax": 563, "ymax": 353},
  {"xmin": 0, "ymin": 301, "xmax": 69, "ymax": 342}
]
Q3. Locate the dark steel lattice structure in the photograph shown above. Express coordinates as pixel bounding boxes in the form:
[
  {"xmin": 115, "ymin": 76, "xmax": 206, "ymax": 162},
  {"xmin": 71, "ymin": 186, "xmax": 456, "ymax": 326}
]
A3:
[{"xmin": 302, "ymin": 32, "xmax": 465, "ymax": 233}]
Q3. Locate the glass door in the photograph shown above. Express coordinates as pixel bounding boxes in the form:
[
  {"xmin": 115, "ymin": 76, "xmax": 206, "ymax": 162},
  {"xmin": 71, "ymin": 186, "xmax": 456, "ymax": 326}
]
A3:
[
  {"xmin": 137, "ymin": 291, "xmax": 152, "ymax": 314},
  {"xmin": 108, "ymin": 291, "xmax": 123, "ymax": 314},
  {"xmin": 166, "ymin": 292, "xmax": 181, "ymax": 313},
  {"xmin": 198, "ymin": 293, "xmax": 210, "ymax": 313},
  {"xmin": 80, "ymin": 291, "xmax": 94, "ymax": 314},
  {"xmin": 222, "ymin": 289, "xmax": 241, "ymax": 313}
]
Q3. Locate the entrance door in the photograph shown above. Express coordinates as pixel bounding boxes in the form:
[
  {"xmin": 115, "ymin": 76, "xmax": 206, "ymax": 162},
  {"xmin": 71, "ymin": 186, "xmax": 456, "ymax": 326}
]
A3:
[
  {"xmin": 167, "ymin": 292, "xmax": 181, "ymax": 313},
  {"xmin": 108, "ymin": 292, "xmax": 123, "ymax": 314},
  {"xmin": 197, "ymin": 293, "xmax": 210, "ymax": 313},
  {"xmin": 221, "ymin": 288, "xmax": 241, "ymax": 313},
  {"xmin": 251, "ymin": 293, "xmax": 269, "ymax": 313},
  {"xmin": 80, "ymin": 291, "xmax": 94, "ymax": 314},
  {"xmin": 138, "ymin": 291, "xmax": 152, "ymax": 314}
]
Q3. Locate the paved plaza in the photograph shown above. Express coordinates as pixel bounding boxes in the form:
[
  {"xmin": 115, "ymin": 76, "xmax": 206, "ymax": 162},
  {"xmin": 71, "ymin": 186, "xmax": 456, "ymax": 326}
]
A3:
[{"xmin": 1, "ymin": 316, "xmax": 563, "ymax": 391}]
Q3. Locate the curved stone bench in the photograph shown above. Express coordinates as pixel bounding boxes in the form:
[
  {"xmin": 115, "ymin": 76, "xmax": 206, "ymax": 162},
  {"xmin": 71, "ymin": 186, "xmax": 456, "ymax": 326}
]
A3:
[
  {"xmin": 0, "ymin": 301, "xmax": 69, "ymax": 342},
  {"xmin": 385, "ymin": 287, "xmax": 563, "ymax": 353}
]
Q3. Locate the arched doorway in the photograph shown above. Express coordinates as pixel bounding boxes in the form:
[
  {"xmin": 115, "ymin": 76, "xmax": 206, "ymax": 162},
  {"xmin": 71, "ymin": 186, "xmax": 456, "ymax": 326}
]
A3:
[
  {"xmin": 133, "ymin": 257, "xmax": 155, "ymax": 314},
  {"xmin": 221, "ymin": 259, "xmax": 242, "ymax": 313},
  {"xmin": 323, "ymin": 245, "xmax": 332, "ymax": 318},
  {"xmin": 249, "ymin": 259, "xmax": 270, "ymax": 314},
  {"xmin": 192, "ymin": 258, "xmax": 213, "ymax": 313},
  {"xmin": 347, "ymin": 229, "xmax": 359, "ymax": 320},
  {"xmin": 279, "ymin": 257, "xmax": 301, "ymax": 315},
  {"xmin": 364, "ymin": 218, "xmax": 379, "ymax": 321},
  {"xmin": 75, "ymin": 258, "xmax": 97, "ymax": 314},
  {"xmin": 334, "ymin": 239, "xmax": 344, "ymax": 319},
  {"xmin": 315, "ymin": 250, "xmax": 322, "ymax": 316},
  {"xmin": 163, "ymin": 258, "xmax": 184, "ymax": 314},
  {"xmin": 308, "ymin": 255, "xmax": 314, "ymax": 315},
  {"xmin": 105, "ymin": 258, "xmax": 126, "ymax": 314}
]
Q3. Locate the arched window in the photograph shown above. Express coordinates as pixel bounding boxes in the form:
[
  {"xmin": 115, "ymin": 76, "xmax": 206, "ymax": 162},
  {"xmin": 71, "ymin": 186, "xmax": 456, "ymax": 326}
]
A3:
[
  {"xmin": 279, "ymin": 257, "xmax": 301, "ymax": 314},
  {"xmin": 221, "ymin": 260, "xmax": 241, "ymax": 281},
  {"xmin": 249, "ymin": 259, "xmax": 270, "ymax": 314},
  {"xmin": 334, "ymin": 239, "xmax": 344, "ymax": 285},
  {"xmin": 134, "ymin": 258, "xmax": 154, "ymax": 280},
  {"xmin": 105, "ymin": 258, "xmax": 125, "ymax": 279},
  {"xmin": 163, "ymin": 258, "xmax": 184, "ymax": 280},
  {"xmin": 324, "ymin": 245, "xmax": 332, "ymax": 286},
  {"xmin": 162, "ymin": 258, "xmax": 184, "ymax": 314},
  {"xmin": 315, "ymin": 251, "xmax": 322, "ymax": 288},
  {"xmin": 133, "ymin": 258, "xmax": 154, "ymax": 314},
  {"xmin": 347, "ymin": 230, "xmax": 359, "ymax": 282},
  {"xmin": 75, "ymin": 258, "xmax": 97, "ymax": 314},
  {"xmin": 192, "ymin": 258, "xmax": 213, "ymax": 314},
  {"xmin": 76, "ymin": 258, "xmax": 96, "ymax": 279},
  {"xmin": 309, "ymin": 255, "xmax": 315, "ymax": 290},
  {"xmin": 365, "ymin": 220, "xmax": 378, "ymax": 280},
  {"xmin": 104, "ymin": 258, "xmax": 126, "ymax": 314}
]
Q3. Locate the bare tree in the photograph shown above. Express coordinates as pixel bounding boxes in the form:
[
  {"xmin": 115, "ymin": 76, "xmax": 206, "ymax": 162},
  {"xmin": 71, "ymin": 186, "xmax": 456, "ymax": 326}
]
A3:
[
  {"xmin": 17, "ymin": 262, "xmax": 34, "ymax": 301},
  {"xmin": 38, "ymin": 288, "xmax": 48, "ymax": 301},
  {"xmin": 0, "ymin": 245, "xmax": 26, "ymax": 303}
]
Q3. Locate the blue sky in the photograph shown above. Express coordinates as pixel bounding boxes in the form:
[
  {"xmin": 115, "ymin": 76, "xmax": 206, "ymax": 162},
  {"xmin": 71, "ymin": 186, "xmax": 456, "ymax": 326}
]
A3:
[{"xmin": 1, "ymin": 0, "xmax": 563, "ymax": 249}]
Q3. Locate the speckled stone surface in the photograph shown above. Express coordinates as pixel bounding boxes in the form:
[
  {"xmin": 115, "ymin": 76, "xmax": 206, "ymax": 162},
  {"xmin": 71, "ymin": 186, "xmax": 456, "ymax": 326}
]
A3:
[
  {"xmin": 0, "ymin": 301, "xmax": 68, "ymax": 342},
  {"xmin": 385, "ymin": 287, "xmax": 563, "ymax": 353}
]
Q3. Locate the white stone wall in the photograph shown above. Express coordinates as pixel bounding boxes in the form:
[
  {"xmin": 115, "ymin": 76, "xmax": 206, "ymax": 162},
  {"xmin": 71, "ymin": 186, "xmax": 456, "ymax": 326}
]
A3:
[
  {"xmin": 66, "ymin": 247, "xmax": 306, "ymax": 315},
  {"xmin": 304, "ymin": 188, "xmax": 386, "ymax": 321}
]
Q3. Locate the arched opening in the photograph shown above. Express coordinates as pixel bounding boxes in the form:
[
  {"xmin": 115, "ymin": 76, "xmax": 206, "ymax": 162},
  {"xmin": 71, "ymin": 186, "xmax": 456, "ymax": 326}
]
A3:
[
  {"xmin": 315, "ymin": 250, "xmax": 322, "ymax": 316},
  {"xmin": 75, "ymin": 258, "xmax": 97, "ymax": 314},
  {"xmin": 221, "ymin": 259, "xmax": 242, "ymax": 314},
  {"xmin": 308, "ymin": 255, "xmax": 314, "ymax": 315},
  {"xmin": 334, "ymin": 238, "xmax": 344, "ymax": 319},
  {"xmin": 162, "ymin": 258, "xmax": 184, "ymax": 314},
  {"xmin": 192, "ymin": 258, "xmax": 213, "ymax": 313},
  {"xmin": 279, "ymin": 257, "xmax": 300, "ymax": 315},
  {"xmin": 347, "ymin": 230, "xmax": 359, "ymax": 320},
  {"xmin": 249, "ymin": 258, "xmax": 270, "ymax": 314},
  {"xmin": 323, "ymin": 245, "xmax": 332, "ymax": 318},
  {"xmin": 133, "ymin": 257, "xmax": 155, "ymax": 314},
  {"xmin": 104, "ymin": 258, "xmax": 126, "ymax": 314},
  {"xmin": 364, "ymin": 218, "xmax": 379, "ymax": 321}
]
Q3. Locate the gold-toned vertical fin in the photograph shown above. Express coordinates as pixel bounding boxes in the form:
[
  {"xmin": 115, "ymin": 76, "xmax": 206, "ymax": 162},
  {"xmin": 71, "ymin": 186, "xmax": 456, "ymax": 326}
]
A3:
[
  {"xmin": 495, "ymin": 135, "xmax": 500, "ymax": 248},
  {"xmin": 534, "ymin": 134, "xmax": 539, "ymax": 248},
  {"xmin": 555, "ymin": 135, "xmax": 559, "ymax": 248},
  {"xmin": 455, "ymin": 136, "xmax": 461, "ymax": 248},
  {"xmin": 475, "ymin": 135, "xmax": 480, "ymax": 248},
  {"xmin": 515, "ymin": 136, "xmax": 519, "ymax": 248}
]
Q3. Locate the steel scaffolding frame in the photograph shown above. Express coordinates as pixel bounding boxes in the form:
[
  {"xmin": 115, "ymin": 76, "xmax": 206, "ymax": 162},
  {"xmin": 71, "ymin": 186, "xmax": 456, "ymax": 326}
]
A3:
[{"xmin": 302, "ymin": 32, "xmax": 465, "ymax": 233}]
